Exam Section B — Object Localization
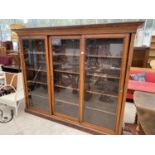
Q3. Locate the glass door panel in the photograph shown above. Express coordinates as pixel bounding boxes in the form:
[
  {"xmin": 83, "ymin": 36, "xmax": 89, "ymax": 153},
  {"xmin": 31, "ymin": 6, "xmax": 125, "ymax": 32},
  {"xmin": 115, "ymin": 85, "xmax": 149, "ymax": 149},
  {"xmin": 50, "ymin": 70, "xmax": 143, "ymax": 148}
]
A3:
[
  {"xmin": 84, "ymin": 37, "xmax": 124, "ymax": 130},
  {"xmin": 22, "ymin": 39, "xmax": 49, "ymax": 112},
  {"xmin": 51, "ymin": 38, "xmax": 80, "ymax": 119}
]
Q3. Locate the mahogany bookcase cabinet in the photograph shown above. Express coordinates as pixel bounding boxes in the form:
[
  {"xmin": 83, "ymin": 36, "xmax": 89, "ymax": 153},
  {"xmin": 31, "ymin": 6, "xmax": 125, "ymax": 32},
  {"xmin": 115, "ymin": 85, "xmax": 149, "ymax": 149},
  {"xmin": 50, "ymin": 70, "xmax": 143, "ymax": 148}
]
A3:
[{"xmin": 14, "ymin": 22, "xmax": 144, "ymax": 135}]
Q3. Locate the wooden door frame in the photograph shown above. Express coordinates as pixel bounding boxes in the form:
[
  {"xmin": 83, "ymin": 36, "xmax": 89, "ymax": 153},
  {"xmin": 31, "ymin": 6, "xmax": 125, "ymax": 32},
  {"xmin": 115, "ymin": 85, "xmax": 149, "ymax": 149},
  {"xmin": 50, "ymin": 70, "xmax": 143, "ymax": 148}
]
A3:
[
  {"xmin": 48, "ymin": 35, "xmax": 82, "ymax": 122},
  {"xmin": 117, "ymin": 33, "xmax": 136, "ymax": 134},
  {"xmin": 81, "ymin": 34, "xmax": 130, "ymax": 134},
  {"xmin": 19, "ymin": 36, "xmax": 52, "ymax": 115},
  {"xmin": 114, "ymin": 34, "xmax": 130, "ymax": 134},
  {"xmin": 20, "ymin": 34, "xmax": 131, "ymax": 134}
]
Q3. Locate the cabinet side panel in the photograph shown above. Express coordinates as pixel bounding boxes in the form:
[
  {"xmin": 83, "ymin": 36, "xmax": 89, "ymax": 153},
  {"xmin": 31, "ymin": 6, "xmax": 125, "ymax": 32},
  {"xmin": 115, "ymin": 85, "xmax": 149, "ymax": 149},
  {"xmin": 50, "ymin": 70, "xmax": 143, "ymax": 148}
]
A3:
[{"xmin": 19, "ymin": 38, "xmax": 30, "ymax": 109}]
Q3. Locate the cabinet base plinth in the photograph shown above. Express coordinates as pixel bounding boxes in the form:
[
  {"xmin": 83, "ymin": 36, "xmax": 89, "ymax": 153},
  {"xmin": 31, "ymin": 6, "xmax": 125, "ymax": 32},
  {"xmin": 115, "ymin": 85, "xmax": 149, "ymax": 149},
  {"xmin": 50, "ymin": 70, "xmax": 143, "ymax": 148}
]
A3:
[{"xmin": 25, "ymin": 108, "xmax": 117, "ymax": 135}]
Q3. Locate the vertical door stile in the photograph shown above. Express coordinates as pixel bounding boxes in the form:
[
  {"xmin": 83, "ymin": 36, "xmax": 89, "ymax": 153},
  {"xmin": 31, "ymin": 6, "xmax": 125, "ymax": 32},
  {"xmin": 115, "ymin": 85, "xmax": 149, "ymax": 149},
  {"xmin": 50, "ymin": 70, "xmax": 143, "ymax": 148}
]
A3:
[
  {"xmin": 114, "ymin": 34, "xmax": 130, "ymax": 134},
  {"xmin": 79, "ymin": 35, "xmax": 85, "ymax": 122},
  {"xmin": 117, "ymin": 33, "xmax": 136, "ymax": 134},
  {"xmin": 48, "ymin": 36, "xmax": 55, "ymax": 115},
  {"xmin": 45, "ymin": 36, "xmax": 53, "ymax": 115}
]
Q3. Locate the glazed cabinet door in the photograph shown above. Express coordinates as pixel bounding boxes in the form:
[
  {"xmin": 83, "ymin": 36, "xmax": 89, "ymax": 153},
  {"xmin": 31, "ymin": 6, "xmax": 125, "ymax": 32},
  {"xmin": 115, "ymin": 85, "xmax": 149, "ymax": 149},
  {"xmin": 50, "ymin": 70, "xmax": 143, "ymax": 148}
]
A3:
[
  {"xmin": 82, "ymin": 34, "xmax": 129, "ymax": 133},
  {"xmin": 21, "ymin": 37, "xmax": 51, "ymax": 113},
  {"xmin": 50, "ymin": 36, "xmax": 81, "ymax": 120}
]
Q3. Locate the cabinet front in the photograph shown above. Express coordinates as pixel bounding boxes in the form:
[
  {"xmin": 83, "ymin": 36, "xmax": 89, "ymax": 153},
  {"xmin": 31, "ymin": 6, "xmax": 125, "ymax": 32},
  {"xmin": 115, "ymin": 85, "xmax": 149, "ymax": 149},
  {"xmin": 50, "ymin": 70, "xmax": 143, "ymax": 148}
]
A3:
[
  {"xmin": 49, "ymin": 34, "xmax": 129, "ymax": 133},
  {"xmin": 17, "ymin": 23, "xmax": 139, "ymax": 134},
  {"xmin": 83, "ymin": 35, "xmax": 129, "ymax": 132},
  {"xmin": 21, "ymin": 38, "xmax": 50, "ymax": 113},
  {"xmin": 50, "ymin": 37, "xmax": 80, "ymax": 120}
]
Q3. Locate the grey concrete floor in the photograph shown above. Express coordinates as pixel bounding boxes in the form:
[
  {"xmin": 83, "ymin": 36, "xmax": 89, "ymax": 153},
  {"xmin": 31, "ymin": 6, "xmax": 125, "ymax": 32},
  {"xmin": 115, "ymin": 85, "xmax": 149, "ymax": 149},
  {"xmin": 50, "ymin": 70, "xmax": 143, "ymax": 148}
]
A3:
[{"xmin": 0, "ymin": 101, "xmax": 136, "ymax": 135}]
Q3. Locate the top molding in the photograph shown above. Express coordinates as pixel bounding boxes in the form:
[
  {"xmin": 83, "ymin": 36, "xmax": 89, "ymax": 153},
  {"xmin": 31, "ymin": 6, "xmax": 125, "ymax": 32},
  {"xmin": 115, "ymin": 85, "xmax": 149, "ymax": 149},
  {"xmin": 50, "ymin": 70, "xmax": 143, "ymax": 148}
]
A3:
[{"xmin": 13, "ymin": 21, "xmax": 144, "ymax": 36}]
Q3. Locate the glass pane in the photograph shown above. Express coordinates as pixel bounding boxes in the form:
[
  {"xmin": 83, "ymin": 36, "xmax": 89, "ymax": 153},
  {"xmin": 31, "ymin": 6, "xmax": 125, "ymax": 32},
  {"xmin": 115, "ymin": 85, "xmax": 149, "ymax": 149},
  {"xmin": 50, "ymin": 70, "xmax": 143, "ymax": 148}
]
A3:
[
  {"xmin": 52, "ymin": 38, "xmax": 80, "ymax": 118},
  {"xmin": 84, "ymin": 38, "xmax": 124, "ymax": 130},
  {"xmin": 22, "ymin": 39, "xmax": 49, "ymax": 111}
]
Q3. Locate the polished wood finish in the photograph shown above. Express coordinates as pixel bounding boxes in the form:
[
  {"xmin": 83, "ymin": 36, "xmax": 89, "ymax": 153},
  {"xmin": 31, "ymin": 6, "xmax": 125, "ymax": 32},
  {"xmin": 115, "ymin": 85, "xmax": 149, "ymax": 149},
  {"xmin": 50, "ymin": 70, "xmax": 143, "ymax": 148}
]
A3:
[
  {"xmin": 13, "ymin": 22, "xmax": 143, "ymax": 36},
  {"xmin": 79, "ymin": 36, "xmax": 85, "ymax": 123},
  {"xmin": 16, "ymin": 22, "xmax": 143, "ymax": 135},
  {"xmin": 49, "ymin": 36, "xmax": 55, "ymax": 115},
  {"xmin": 45, "ymin": 36, "xmax": 53, "ymax": 115}
]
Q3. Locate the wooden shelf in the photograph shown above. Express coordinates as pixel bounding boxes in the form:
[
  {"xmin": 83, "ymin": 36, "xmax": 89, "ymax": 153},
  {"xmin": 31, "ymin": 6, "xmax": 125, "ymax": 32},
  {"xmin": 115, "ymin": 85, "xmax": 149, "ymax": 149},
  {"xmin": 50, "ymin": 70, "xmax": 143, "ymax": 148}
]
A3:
[
  {"xmin": 25, "ymin": 52, "xmax": 45, "ymax": 55},
  {"xmin": 85, "ymin": 106, "xmax": 115, "ymax": 116},
  {"xmin": 53, "ymin": 69, "xmax": 119, "ymax": 79},
  {"xmin": 53, "ymin": 62, "xmax": 79, "ymax": 66},
  {"xmin": 87, "ymin": 73, "xmax": 119, "ymax": 80},
  {"xmin": 26, "ymin": 68, "xmax": 47, "ymax": 73},
  {"xmin": 86, "ymin": 67, "xmax": 121, "ymax": 71},
  {"xmin": 55, "ymin": 99, "xmax": 79, "ymax": 106},
  {"xmin": 105, "ymin": 67, "xmax": 120, "ymax": 71},
  {"xmin": 53, "ymin": 53, "xmax": 80, "ymax": 56},
  {"xmin": 86, "ymin": 55, "xmax": 122, "ymax": 59},
  {"xmin": 53, "ymin": 54, "xmax": 121, "ymax": 58},
  {"xmin": 55, "ymin": 84, "xmax": 79, "ymax": 91},
  {"xmin": 86, "ymin": 90, "xmax": 118, "ymax": 98},
  {"xmin": 54, "ymin": 69, "xmax": 79, "ymax": 75},
  {"xmin": 54, "ymin": 84, "xmax": 117, "ymax": 98},
  {"xmin": 55, "ymin": 99, "xmax": 115, "ymax": 116},
  {"xmin": 29, "ymin": 93, "xmax": 48, "ymax": 99},
  {"xmin": 28, "ymin": 80, "xmax": 47, "ymax": 85},
  {"xmin": 53, "ymin": 62, "xmax": 62, "ymax": 65},
  {"xmin": 39, "ymin": 61, "xmax": 46, "ymax": 64}
]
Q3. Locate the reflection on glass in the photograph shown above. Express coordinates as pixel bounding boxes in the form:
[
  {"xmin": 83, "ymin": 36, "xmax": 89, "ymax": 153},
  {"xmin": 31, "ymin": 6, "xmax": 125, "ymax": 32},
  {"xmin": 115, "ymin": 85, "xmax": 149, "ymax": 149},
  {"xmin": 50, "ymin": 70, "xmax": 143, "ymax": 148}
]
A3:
[
  {"xmin": 84, "ymin": 38, "xmax": 123, "ymax": 130},
  {"xmin": 22, "ymin": 39, "xmax": 49, "ymax": 111},
  {"xmin": 52, "ymin": 39, "xmax": 80, "ymax": 118}
]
